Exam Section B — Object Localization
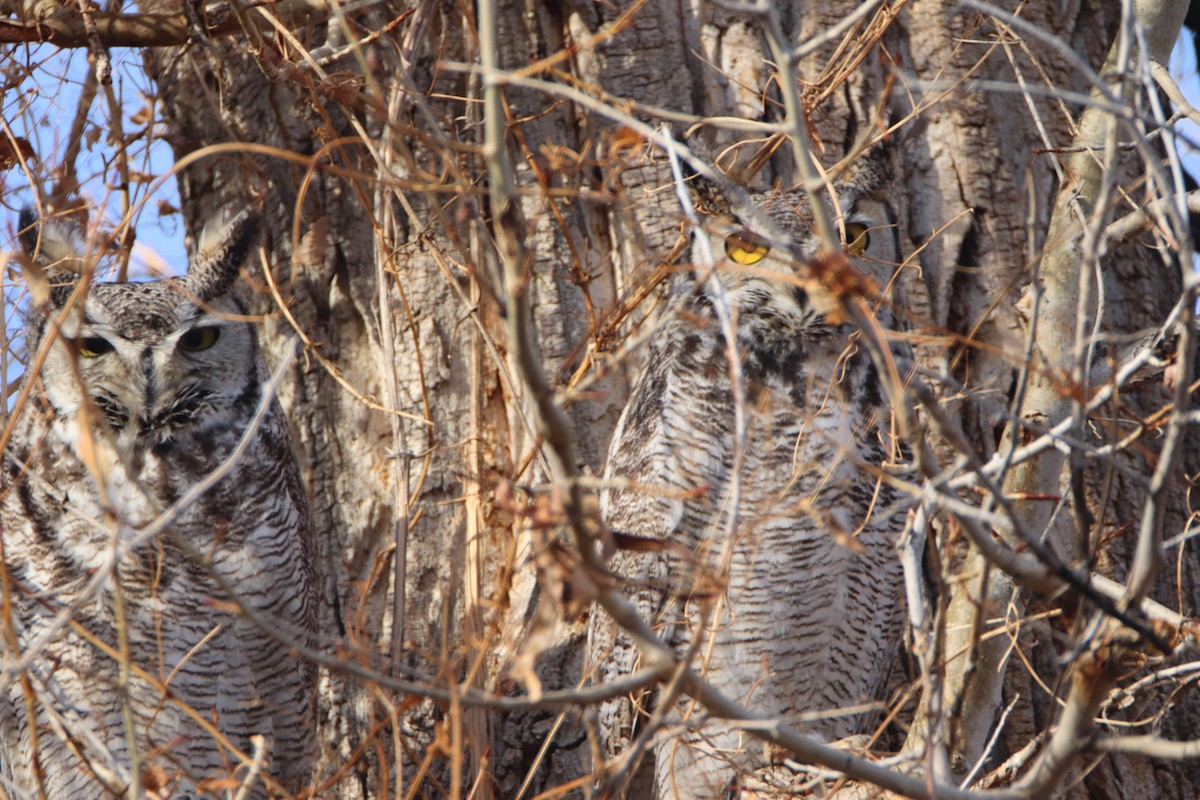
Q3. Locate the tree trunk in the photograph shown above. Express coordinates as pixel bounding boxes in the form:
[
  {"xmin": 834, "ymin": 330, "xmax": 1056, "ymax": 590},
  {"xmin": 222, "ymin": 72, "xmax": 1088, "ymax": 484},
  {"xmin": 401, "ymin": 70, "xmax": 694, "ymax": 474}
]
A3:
[{"xmin": 111, "ymin": 0, "xmax": 1199, "ymax": 796}]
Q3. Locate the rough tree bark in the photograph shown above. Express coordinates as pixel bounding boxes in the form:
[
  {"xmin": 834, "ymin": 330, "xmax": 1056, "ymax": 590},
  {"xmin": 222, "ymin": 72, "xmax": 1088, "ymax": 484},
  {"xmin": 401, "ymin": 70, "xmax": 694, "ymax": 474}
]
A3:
[{"xmin": 4, "ymin": 0, "xmax": 1197, "ymax": 797}]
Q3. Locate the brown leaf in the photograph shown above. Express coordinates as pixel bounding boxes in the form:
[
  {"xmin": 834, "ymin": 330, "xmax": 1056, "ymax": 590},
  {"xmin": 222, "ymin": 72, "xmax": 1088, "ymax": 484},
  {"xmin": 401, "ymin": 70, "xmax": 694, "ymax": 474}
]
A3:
[
  {"xmin": 298, "ymin": 215, "xmax": 329, "ymax": 270},
  {"xmin": 0, "ymin": 137, "xmax": 35, "ymax": 170},
  {"xmin": 608, "ymin": 530, "xmax": 697, "ymax": 566},
  {"xmin": 535, "ymin": 539, "xmax": 598, "ymax": 620},
  {"xmin": 610, "ymin": 530, "xmax": 675, "ymax": 553},
  {"xmin": 529, "ymin": 489, "xmax": 561, "ymax": 530},
  {"xmin": 493, "ymin": 479, "xmax": 517, "ymax": 513},
  {"xmin": 15, "ymin": 252, "xmax": 50, "ymax": 306},
  {"xmin": 816, "ymin": 506, "xmax": 865, "ymax": 555},
  {"xmin": 195, "ymin": 777, "xmax": 242, "ymax": 792},
  {"xmin": 608, "ymin": 125, "xmax": 646, "ymax": 161},
  {"xmin": 139, "ymin": 765, "xmax": 169, "ymax": 794},
  {"xmin": 129, "ymin": 102, "xmax": 153, "ymax": 126}
]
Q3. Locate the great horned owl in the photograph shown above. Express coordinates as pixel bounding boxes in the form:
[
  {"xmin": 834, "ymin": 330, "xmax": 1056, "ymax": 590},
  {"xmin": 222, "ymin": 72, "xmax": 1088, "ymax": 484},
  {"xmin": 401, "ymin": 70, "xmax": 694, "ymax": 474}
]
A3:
[
  {"xmin": 587, "ymin": 151, "xmax": 908, "ymax": 798},
  {"xmin": 1, "ymin": 208, "xmax": 316, "ymax": 798}
]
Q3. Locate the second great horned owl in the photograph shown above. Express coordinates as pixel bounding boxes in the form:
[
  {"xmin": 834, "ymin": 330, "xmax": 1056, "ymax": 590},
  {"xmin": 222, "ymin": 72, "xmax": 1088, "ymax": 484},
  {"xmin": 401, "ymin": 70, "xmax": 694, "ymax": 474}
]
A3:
[
  {"xmin": 1, "ymin": 209, "xmax": 316, "ymax": 798},
  {"xmin": 588, "ymin": 151, "xmax": 908, "ymax": 798}
]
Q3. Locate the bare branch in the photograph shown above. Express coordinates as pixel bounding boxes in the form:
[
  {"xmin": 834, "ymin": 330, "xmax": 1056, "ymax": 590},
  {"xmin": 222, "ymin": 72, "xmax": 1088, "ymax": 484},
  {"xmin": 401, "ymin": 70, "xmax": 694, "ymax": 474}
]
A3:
[
  {"xmin": 0, "ymin": 0, "xmax": 330, "ymax": 46},
  {"xmin": 1151, "ymin": 59, "xmax": 1200, "ymax": 128},
  {"xmin": 1091, "ymin": 735, "xmax": 1200, "ymax": 760},
  {"xmin": 1016, "ymin": 638, "xmax": 1123, "ymax": 794},
  {"xmin": 1104, "ymin": 190, "xmax": 1200, "ymax": 246}
]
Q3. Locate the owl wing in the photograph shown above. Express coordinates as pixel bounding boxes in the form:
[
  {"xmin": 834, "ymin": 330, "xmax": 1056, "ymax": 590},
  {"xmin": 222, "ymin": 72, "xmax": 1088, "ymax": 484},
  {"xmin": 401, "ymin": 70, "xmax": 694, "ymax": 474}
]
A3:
[
  {"xmin": 232, "ymin": 434, "xmax": 317, "ymax": 788},
  {"xmin": 587, "ymin": 320, "xmax": 731, "ymax": 767}
]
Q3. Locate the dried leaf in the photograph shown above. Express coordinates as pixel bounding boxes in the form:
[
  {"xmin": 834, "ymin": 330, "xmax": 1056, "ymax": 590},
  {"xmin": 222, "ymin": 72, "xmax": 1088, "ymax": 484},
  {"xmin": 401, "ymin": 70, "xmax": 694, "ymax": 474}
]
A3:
[
  {"xmin": 75, "ymin": 410, "xmax": 112, "ymax": 485},
  {"xmin": 298, "ymin": 216, "xmax": 329, "ymax": 270},
  {"xmin": 16, "ymin": 252, "xmax": 51, "ymax": 306},
  {"xmin": 511, "ymin": 602, "xmax": 554, "ymax": 700},
  {"xmin": 139, "ymin": 764, "xmax": 169, "ymax": 794},
  {"xmin": 817, "ymin": 507, "xmax": 865, "ymax": 555},
  {"xmin": 195, "ymin": 777, "xmax": 242, "ymax": 792},
  {"xmin": 494, "ymin": 479, "xmax": 517, "ymax": 512},
  {"xmin": 609, "ymin": 530, "xmax": 696, "ymax": 566},
  {"xmin": 0, "ymin": 137, "xmax": 35, "ymax": 170},
  {"xmin": 608, "ymin": 125, "xmax": 646, "ymax": 160},
  {"xmin": 129, "ymin": 102, "xmax": 153, "ymax": 126},
  {"xmin": 610, "ymin": 530, "xmax": 675, "ymax": 553},
  {"xmin": 535, "ymin": 539, "xmax": 597, "ymax": 620}
]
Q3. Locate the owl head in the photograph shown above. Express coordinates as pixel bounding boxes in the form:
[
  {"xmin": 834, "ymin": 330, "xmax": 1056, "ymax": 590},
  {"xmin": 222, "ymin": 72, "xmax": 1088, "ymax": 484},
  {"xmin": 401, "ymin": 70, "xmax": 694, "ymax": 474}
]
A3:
[
  {"xmin": 688, "ymin": 147, "xmax": 898, "ymax": 339},
  {"xmin": 17, "ymin": 207, "xmax": 266, "ymax": 457}
]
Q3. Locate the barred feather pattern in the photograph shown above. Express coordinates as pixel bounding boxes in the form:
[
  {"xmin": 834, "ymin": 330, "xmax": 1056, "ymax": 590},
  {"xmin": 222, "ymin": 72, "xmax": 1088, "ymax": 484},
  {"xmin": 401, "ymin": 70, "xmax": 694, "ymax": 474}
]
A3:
[
  {"xmin": 0, "ymin": 212, "xmax": 315, "ymax": 799},
  {"xmin": 588, "ymin": 165, "xmax": 908, "ymax": 799}
]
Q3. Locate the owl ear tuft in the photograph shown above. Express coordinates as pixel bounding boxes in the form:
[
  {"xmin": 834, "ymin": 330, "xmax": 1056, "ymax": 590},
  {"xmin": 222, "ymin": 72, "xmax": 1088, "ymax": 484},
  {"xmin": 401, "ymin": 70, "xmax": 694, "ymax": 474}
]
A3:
[
  {"xmin": 839, "ymin": 140, "xmax": 894, "ymax": 200},
  {"xmin": 187, "ymin": 207, "xmax": 261, "ymax": 301},
  {"xmin": 17, "ymin": 207, "xmax": 89, "ymax": 276},
  {"xmin": 15, "ymin": 207, "xmax": 89, "ymax": 309},
  {"xmin": 682, "ymin": 166, "xmax": 735, "ymax": 218}
]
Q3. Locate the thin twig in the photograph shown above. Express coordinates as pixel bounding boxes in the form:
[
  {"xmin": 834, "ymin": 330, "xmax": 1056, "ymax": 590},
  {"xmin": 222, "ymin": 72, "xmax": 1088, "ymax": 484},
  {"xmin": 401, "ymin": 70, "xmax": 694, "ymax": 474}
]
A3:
[{"xmin": 232, "ymin": 735, "xmax": 268, "ymax": 800}]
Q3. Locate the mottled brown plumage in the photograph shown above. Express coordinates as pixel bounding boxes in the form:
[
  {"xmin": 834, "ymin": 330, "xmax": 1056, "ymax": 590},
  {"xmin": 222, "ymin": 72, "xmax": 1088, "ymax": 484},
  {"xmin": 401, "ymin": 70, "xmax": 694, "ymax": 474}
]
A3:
[
  {"xmin": 588, "ymin": 154, "xmax": 908, "ymax": 798},
  {"xmin": 1, "ymin": 209, "xmax": 316, "ymax": 798}
]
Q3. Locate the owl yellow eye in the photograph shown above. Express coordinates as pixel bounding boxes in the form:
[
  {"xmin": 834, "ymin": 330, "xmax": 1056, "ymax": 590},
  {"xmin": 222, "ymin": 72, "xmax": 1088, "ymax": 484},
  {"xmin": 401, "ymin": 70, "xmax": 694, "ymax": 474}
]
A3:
[
  {"xmin": 179, "ymin": 326, "xmax": 221, "ymax": 352},
  {"xmin": 77, "ymin": 336, "xmax": 114, "ymax": 358},
  {"xmin": 844, "ymin": 222, "xmax": 871, "ymax": 255},
  {"xmin": 724, "ymin": 230, "xmax": 770, "ymax": 265}
]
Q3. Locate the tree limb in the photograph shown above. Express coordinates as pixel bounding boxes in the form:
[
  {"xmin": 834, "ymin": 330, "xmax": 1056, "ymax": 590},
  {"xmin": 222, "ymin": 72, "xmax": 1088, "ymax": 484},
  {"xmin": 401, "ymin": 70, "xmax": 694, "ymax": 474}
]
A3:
[{"xmin": 0, "ymin": 0, "xmax": 329, "ymax": 47}]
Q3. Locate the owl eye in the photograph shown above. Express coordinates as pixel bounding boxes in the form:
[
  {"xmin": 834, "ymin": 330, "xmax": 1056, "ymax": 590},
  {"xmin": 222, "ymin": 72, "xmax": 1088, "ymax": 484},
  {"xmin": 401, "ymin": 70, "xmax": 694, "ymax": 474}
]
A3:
[
  {"xmin": 844, "ymin": 222, "xmax": 871, "ymax": 255},
  {"xmin": 179, "ymin": 326, "xmax": 221, "ymax": 352},
  {"xmin": 724, "ymin": 230, "xmax": 770, "ymax": 265},
  {"xmin": 76, "ymin": 336, "xmax": 114, "ymax": 358}
]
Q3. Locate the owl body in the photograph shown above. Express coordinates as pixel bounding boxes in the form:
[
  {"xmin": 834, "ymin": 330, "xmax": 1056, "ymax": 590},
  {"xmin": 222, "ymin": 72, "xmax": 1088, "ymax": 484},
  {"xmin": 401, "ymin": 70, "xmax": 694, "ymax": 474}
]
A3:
[
  {"xmin": 1, "ymin": 211, "xmax": 315, "ymax": 798},
  {"xmin": 589, "ymin": 160, "xmax": 906, "ymax": 798}
]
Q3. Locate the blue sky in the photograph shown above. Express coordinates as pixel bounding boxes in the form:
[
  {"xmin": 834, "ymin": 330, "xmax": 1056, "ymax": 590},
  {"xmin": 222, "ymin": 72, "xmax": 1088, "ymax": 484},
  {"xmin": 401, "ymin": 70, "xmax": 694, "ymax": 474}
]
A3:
[
  {"xmin": 1173, "ymin": 32, "xmax": 1200, "ymax": 194},
  {"xmin": 2, "ymin": 44, "xmax": 184, "ymax": 278}
]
